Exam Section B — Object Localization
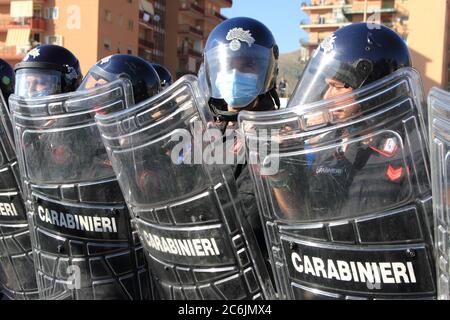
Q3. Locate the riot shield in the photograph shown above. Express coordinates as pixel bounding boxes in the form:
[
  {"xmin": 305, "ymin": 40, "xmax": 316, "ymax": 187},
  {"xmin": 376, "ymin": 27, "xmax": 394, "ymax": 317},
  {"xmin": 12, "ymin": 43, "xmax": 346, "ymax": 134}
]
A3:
[
  {"xmin": 95, "ymin": 75, "xmax": 274, "ymax": 300},
  {"xmin": 429, "ymin": 87, "xmax": 450, "ymax": 300},
  {"xmin": 0, "ymin": 93, "xmax": 38, "ymax": 300},
  {"xmin": 239, "ymin": 68, "xmax": 436, "ymax": 299},
  {"xmin": 10, "ymin": 79, "xmax": 153, "ymax": 300}
]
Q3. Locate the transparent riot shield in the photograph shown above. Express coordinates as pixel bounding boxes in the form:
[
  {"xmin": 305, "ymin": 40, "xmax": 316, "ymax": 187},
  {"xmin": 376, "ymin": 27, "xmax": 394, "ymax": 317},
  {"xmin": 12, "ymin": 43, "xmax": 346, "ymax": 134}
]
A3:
[
  {"xmin": 429, "ymin": 87, "xmax": 450, "ymax": 300},
  {"xmin": 96, "ymin": 75, "xmax": 274, "ymax": 300},
  {"xmin": 239, "ymin": 68, "xmax": 436, "ymax": 300},
  {"xmin": 0, "ymin": 93, "xmax": 38, "ymax": 300},
  {"xmin": 10, "ymin": 80, "xmax": 153, "ymax": 300}
]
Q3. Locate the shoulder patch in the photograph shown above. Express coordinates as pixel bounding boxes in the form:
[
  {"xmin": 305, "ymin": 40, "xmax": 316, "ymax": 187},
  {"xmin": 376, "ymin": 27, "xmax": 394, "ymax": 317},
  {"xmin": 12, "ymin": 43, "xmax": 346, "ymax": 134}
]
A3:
[{"xmin": 369, "ymin": 137, "xmax": 398, "ymax": 158}]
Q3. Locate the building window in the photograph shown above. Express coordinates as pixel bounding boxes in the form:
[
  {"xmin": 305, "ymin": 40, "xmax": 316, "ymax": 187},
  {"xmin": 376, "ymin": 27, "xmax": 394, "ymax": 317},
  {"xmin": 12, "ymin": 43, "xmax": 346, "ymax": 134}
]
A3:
[
  {"xmin": 128, "ymin": 19, "xmax": 134, "ymax": 31},
  {"xmin": 33, "ymin": 5, "xmax": 42, "ymax": 18},
  {"xmin": 33, "ymin": 33, "xmax": 41, "ymax": 43},
  {"xmin": 105, "ymin": 10, "xmax": 112, "ymax": 22},
  {"xmin": 127, "ymin": 48, "xmax": 133, "ymax": 54},
  {"xmin": 45, "ymin": 7, "xmax": 59, "ymax": 20},
  {"xmin": 104, "ymin": 39, "xmax": 112, "ymax": 50},
  {"xmin": 46, "ymin": 35, "xmax": 63, "ymax": 46}
]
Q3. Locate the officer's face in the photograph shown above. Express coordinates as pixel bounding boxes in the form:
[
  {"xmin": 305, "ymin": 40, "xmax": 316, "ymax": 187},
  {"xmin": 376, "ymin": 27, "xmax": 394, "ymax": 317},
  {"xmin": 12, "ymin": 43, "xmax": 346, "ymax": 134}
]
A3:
[
  {"xmin": 324, "ymin": 78, "xmax": 353, "ymax": 100},
  {"xmin": 82, "ymin": 75, "xmax": 108, "ymax": 90},
  {"xmin": 15, "ymin": 69, "xmax": 62, "ymax": 98},
  {"xmin": 324, "ymin": 78, "xmax": 360, "ymax": 121},
  {"xmin": 25, "ymin": 74, "xmax": 53, "ymax": 97},
  {"xmin": 230, "ymin": 57, "xmax": 259, "ymax": 75}
]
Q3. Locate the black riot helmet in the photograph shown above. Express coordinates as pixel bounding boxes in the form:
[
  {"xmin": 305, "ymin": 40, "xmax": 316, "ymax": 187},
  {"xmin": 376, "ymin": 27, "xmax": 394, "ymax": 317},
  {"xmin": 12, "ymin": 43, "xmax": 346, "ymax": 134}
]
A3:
[
  {"xmin": 80, "ymin": 54, "xmax": 161, "ymax": 104},
  {"xmin": 0, "ymin": 59, "xmax": 15, "ymax": 103},
  {"xmin": 151, "ymin": 63, "xmax": 173, "ymax": 90},
  {"xmin": 291, "ymin": 23, "xmax": 411, "ymax": 106},
  {"xmin": 14, "ymin": 45, "xmax": 82, "ymax": 98},
  {"xmin": 204, "ymin": 17, "xmax": 279, "ymax": 120}
]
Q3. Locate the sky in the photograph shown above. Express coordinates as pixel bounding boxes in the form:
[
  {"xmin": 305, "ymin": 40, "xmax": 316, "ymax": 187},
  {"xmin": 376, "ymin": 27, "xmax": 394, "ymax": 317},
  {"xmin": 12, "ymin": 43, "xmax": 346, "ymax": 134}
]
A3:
[{"xmin": 221, "ymin": 0, "xmax": 309, "ymax": 54}]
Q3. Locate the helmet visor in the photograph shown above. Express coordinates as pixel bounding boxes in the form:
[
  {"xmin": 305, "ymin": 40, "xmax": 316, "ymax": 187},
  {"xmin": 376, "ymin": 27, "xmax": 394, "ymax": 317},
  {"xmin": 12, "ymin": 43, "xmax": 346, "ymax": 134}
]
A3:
[
  {"xmin": 289, "ymin": 49, "xmax": 371, "ymax": 107},
  {"xmin": 15, "ymin": 69, "xmax": 62, "ymax": 98},
  {"xmin": 197, "ymin": 63, "xmax": 210, "ymax": 101},
  {"xmin": 79, "ymin": 65, "xmax": 118, "ymax": 90},
  {"xmin": 205, "ymin": 43, "xmax": 275, "ymax": 108}
]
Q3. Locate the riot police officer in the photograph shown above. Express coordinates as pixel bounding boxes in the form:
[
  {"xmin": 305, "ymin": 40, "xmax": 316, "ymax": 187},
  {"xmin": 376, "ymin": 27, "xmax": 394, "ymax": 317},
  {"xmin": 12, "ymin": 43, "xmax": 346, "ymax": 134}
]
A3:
[
  {"xmin": 14, "ymin": 44, "xmax": 82, "ymax": 97},
  {"xmin": 238, "ymin": 23, "xmax": 435, "ymax": 299},
  {"xmin": 202, "ymin": 17, "xmax": 280, "ymax": 279},
  {"xmin": 289, "ymin": 23, "xmax": 411, "ymax": 106},
  {"xmin": 277, "ymin": 23, "xmax": 413, "ymax": 219},
  {"xmin": 82, "ymin": 54, "xmax": 166, "ymax": 211},
  {"xmin": 80, "ymin": 54, "xmax": 161, "ymax": 104},
  {"xmin": 0, "ymin": 59, "xmax": 34, "ymax": 301},
  {"xmin": 204, "ymin": 17, "xmax": 280, "ymax": 123},
  {"xmin": 80, "ymin": 54, "xmax": 162, "ymax": 185},
  {"xmin": 151, "ymin": 63, "xmax": 173, "ymax": 90},
  {"xmin": 9, "ymin": 53, "xmax": 160, "ymax": 300}
]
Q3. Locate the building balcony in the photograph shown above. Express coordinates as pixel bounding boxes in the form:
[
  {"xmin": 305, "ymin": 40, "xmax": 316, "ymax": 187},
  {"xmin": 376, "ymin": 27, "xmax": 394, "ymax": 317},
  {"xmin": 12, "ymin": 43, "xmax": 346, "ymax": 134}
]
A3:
[
  {"xmin": 304, "ymin": 40, "xmax": 321, "ymax": 47},
  {"xmin": 343, "ymin": 6, "xmax": 397, "ymax": 16},
  {"xmin": 300, "ymin": 18, "xmax": 350, "ymax": 30},
  {"xmin": 0, "ymin": 17, "xmax": 47, "ymax": 32},
  {"xmin": 205, "ymin": 8, "xmax": 226, "ymax": 22},
  {"xmin": 179, "ymin": 24, "xmax": 204, "ymax": 38},
  {"xmin": 139, "ymin": 12, "xmax": 165, "ymax": 34},
  {"xmin": 178, "ymin": 48, "xmax": 203, "ymax": 59},
  {"xmin": 0, "ymin": 45, "xmax": 27, "ymax": 63},
  {"xmin": 177, "ymin": 48, "xmax": 203, "ymax": 77},
  {"xmin": 180, "ymin": 1, "xmax": 205, "ymax": 18},
  {"xmin": 139, "ymin": 38, "xmax": 155, "ymax": 50},
  {"xmin": 301, "ymin": 2, "xmax": 351, "ymax": 12},
  {"xmin": 209, "ymin": 0, "xmax": 232, "ymax": 9}
]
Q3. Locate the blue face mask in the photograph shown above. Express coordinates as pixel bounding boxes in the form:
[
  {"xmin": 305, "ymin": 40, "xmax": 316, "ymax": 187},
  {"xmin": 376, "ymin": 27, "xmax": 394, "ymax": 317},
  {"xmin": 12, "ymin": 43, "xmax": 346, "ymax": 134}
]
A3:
[
  {"xmin": 31, "ymin": 89, "xmax": 55, "ymax": 98},
  {"xmin": 215, "ymin": 70, "xmax": 259, "ymax": 108}
]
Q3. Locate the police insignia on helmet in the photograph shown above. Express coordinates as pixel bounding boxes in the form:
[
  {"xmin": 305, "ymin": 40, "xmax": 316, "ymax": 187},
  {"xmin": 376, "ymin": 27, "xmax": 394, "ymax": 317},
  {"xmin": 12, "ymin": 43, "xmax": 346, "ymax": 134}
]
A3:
[
  {"xmin": 226, "ymin": 27, "xmax": 256, "ymax": 51},
  {"xmin": 320, "ymin": 34, "xmax": 337, "ymax": 54},
  {"xmin": 24, "ymin": 48, "xmax": 41, "ymax": 61}
]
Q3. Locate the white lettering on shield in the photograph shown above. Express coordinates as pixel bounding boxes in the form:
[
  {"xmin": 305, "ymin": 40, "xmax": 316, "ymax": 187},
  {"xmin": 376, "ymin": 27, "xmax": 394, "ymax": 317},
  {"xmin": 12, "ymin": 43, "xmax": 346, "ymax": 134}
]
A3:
[
  {"xmin": 291, "ymin": 252, "xmax": 417, "ymax": 285},
  {"xmin": 0, "ymin": 202, "xmax": 19, "ymax": 216},
  {"xmin": 37, "ymin": 205, "xmax": 118, "ymax": 234},
  {"xmin": 142, "ymin": 230, "xmax": 221, "ymax": 257}
]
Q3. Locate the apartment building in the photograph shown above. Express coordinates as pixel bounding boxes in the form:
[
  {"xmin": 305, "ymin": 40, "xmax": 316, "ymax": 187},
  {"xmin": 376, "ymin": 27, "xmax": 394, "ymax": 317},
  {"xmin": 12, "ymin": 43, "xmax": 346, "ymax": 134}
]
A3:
[
  {"xmin": 164, "ymin": 0, "xmax": 231, "ymax": 79},
  {"xmin": 0, "ymin": 0, "xmax": 139, "ymax": 74},
  {"xmin": 300, "ymin": 0, "xmax": 409, "ymax": 57},
  {"xmin": 0, "ymin": 0, "xmax": 230, "ymax": 78},
  {"xmin": 407, "ymin": 0, "xmax": 450, "ymax": 94},
  {"xmin": 138, "ymin": 0, "xmax": 166, "ymax": 65}
]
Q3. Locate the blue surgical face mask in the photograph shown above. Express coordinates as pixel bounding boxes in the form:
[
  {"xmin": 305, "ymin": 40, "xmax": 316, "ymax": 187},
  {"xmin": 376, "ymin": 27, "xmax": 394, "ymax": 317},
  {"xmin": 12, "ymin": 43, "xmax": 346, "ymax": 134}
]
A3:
[
  {"xmin": 215, "ymin": 69, "xmax": 259, "ymax": 108},
  {"xmin": 31, "ymin": 89, "xmax": 55, "ymax": 98}
]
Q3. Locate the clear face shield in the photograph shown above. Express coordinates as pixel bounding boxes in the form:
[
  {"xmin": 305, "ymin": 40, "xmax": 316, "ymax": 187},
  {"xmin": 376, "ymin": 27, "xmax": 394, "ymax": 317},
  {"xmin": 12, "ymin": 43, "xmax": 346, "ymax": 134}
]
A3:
[
  {"xmin": 197, "ymin": 63, "xmax": 211, "ymax": 102},
  {"xmin": 15, "ymin": 69, "xmax": 62, "ymax": 98},
  {"xmin": 205, "ymin": 43, "xmax": 275, "ymax": 109},
  {"xmin": 289, "ymin": 49, "xmax": 372, "ymax": 107}
]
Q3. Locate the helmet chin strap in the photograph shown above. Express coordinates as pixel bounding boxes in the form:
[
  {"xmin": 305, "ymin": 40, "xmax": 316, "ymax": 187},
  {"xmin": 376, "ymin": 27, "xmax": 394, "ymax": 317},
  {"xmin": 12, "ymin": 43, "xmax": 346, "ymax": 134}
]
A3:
[
  {"xmin": 210, "ymin": 103, "xmax": 240, "ymax": 122},
  {"xmin": 269, "ymin": 87, "xmax": 281, "ymax": 109}
]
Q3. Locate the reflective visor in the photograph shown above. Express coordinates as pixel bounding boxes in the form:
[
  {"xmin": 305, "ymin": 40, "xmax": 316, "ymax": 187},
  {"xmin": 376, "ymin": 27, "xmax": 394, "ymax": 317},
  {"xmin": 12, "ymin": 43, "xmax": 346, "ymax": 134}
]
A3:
[
  {"xmin": 205, "ymin": 43, "xmax": 274, "ymax": 108},
  {"xmin": 79, "ymin": 65, "xmax": 118, "ymax": 91},
  {"xmin": 15, "ymin": 69, "xmax": 62, "ymax": 98},
  {"xmin": 289, "ymin": 50, "xmax": 371, "ymax": 107},
  {"xmin": 197, "ymin": 63, "xmax": 211, "ymax": 101},
  {"xmin": 80, "ymin": 74, "xmax": 109, "ymax": 90}
]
